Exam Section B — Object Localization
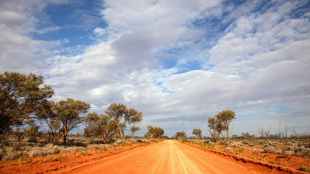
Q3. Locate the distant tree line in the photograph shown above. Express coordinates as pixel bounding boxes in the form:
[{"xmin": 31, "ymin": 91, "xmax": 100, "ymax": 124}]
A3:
[
  {"xmin": 0, "ymin": 72, "xmax": 143, "ymax": 145},
  {"xmin": 1, "ymin": 71, "xmax": 243, "ymax": 144}
]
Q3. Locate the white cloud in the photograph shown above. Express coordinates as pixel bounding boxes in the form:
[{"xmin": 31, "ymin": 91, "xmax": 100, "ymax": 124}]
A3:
[
  {"xmin": 48, "ymin": 0, "xmax": 310, "ymax": 135},
  {"xmin": 100, "ymin": 0, "xmax": 224, "ymax": 69},
  {"xmin": 1, "ymin": 0, "xmax": 310, "ymax": 135},
  {"xmin": 0, "ymin": 0, "xmax": 68, "ymax": 73}
]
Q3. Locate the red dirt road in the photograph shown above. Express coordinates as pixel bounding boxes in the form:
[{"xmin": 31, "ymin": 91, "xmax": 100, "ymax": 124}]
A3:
[{"xmin": 58, "ymin": 140, "xmax": 291, "ymax": 174}]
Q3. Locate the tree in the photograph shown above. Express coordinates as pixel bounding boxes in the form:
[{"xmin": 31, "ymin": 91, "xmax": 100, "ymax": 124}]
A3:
[
  {"xmin": 175, "ymin": 131, "xmax": 187, "ymax": 140},
  {"xmin": 130, "ymin": 126, "xmax": 140, "ymax": 137},
  {"xmin": 105, "ymin": 103, "xmax": 143, "ymax": 139},
  {"xmin": 208, "ymin": 117, "xmax": 221, "ymax": 141},
  {"xmin": 48, "ymin": 118, "xmax": 61, "ymax": 143},
  {"xmin": 84, "ymin": 112, "xmax": 100, "ymax": 137},
  {"xmin": 216, "ymin": 110, "xmax": 235, "ymax": 139},
  {"xmin": 208, "ymin": 109, "xmax": 236, "ymax": 141},
  {"xmin": 0, "ymin": 72, "xmax": 54, "ymax": 134},
  {"xmin": 54, "ymin": 98, "xmax": 89, "ymax": 144},
  {"xmin": 192, "ymin": 128, "xmax": 202, "ymax": 139},
  {"xmin": 84, "ymin": 112, "xmax": 118, "ymax": 143},
  {"xmin": 36, "ymin": 101, "xmax": 61, "ymax": 143},
  {"xmin": 144, "ymin": 126, "xmax": 164, "ymax": 138},
  {"xmin": 25, "ymin": 120, "xmax": 39, "ymax": 142}
]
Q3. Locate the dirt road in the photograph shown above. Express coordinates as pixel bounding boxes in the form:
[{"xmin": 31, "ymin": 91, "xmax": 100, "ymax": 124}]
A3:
[{"xmin": 60, "ymin": 140, "xmax": 288, "ymax": 174}]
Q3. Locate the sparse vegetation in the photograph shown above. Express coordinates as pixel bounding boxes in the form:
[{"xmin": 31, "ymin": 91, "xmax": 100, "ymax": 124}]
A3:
[
  {"xmin": 0, "ymin": 71, "xmax": 146, "ymax": 160},
  {"xmin": 187, "ymin": 137, "xmax": 310, "ymax": 172},
  {"xmin": 1, "ymin": 71, "xmax": 309, "ymax": 174}
]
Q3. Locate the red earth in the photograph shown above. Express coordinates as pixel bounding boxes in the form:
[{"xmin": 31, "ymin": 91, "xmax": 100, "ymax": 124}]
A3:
[{"xmin": 0, "ymin": 140, "xmax": 308, "ymax": 174}]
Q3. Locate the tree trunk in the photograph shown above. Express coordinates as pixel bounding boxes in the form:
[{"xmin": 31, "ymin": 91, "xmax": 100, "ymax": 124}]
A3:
[
  {"xmin": 119, "ymin": 126, "xmax": 124, "ymax": 139},
  {"xmin": 226, "ymin": 125, "xmax": 230, "ymax": 140},
  {"xmin": 63, "ymin": 133, "xmax": 67, "ymax": 145},
  {"xmin": 63, "ymin": 126, "xmax": 68, "ymax": 145}
]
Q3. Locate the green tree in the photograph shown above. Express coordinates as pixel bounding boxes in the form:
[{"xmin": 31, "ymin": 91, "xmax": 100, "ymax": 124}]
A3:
[
  {"xmin": 36, "ymin": 101, "xmax": 61, "ymax": 143},
  {"xmin": 84, "ymin": 112, "xmax": 118, "ymax": 143},
  {"xmin": 54, "ymin": 98, "xmax": 89, "ymax": 144},
  {"xmin": 0, "ymin": 72, "xmax": 54, "ymax": 134},
  {"xmin": 84, "ymin": 112, "xmax": 100, "ymax": 137},
  {"xmin": 25, "ymin": 120, "xmax": 39, "ymax": 142},
  {"xmin": 105, "ymin": 103, "xmax": 143, "ymax": 139},
  {"xmin": 144, "ymin": 126, "xmax": 164, "ymax": 138},
  {"xmin": 208, "ymin": 109, "xmax": 236, "ymax": 141},
  {"xmin": 48, "ymin": 118, "xmax": 61, "ymax": 143},
  {"xmin": 175, "ymin": 131, "xmax": 187, "ymax": 140},
  {"xmin": 216, "ymin": 110, "xmax": 235, "ymax": 139},
  {"xmin": 192, "ymin": 128, "xmax": 202, "ymax": 139},
  {"xmin": 208, "ymin": 117, "xmax": 221, "ymax": 141}
]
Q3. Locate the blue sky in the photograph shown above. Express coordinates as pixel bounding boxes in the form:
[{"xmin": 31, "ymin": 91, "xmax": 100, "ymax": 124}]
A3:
[{"xmin": 1, "ymin": 0, "xmax": 310, "ymax": 136}]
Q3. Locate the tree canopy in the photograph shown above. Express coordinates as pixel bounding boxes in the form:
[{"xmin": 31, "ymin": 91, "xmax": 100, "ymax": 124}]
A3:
[
  {"xmin": 54, "ymin": 98, "xmax": 90, "ymax": 144},
  {"xmin": 145, "ymin": 126, "xmax": 164, "ymax": 138},
  {"xmin": 84, "ymin": 112, "xmax": 118, "ymax": 143},
  {"xmin": 0, "ymin": 72, "xmax": 53, "ymax": 133},
  {"xmin": 192, "ymin": 128, "xmax": 202, "ymax": 139},
  {"xmin": 105, "ymin": 103, "xmax": 143, "ymax": 138},
  {"xmin": 208, "ymin": 109, "xmax": 236, "ymax": 141}
]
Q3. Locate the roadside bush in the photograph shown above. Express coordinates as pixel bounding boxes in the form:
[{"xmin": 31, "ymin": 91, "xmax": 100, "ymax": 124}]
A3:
[
  {"xmin": 28, "ymin": 144, "xmax": 60, "ymax": 158},
  {"xmin": 1, "ymin": 147, "xmax": 24, "ymax": 160}
]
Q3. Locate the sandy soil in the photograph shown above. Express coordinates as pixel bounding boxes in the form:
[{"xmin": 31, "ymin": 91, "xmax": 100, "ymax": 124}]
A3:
[{"xmin": 55, "ymin": 140, "xmax": 299, "ymax": 174}]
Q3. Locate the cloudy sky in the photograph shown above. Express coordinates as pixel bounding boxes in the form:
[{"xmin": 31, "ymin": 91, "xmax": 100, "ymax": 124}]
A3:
[{"xmin": 1, "ymin": 0, "xmax": 310, "ymax": 136}]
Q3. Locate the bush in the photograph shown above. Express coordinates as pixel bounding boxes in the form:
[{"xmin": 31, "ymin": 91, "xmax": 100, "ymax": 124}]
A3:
[
  {"xmin": 1, "ymin": 147, "xmax": 24, "ymax": 160},
  {"xmin": 27, "ymin": 144, "xmax": 60, "ymax": 158}
]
